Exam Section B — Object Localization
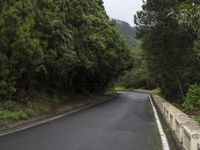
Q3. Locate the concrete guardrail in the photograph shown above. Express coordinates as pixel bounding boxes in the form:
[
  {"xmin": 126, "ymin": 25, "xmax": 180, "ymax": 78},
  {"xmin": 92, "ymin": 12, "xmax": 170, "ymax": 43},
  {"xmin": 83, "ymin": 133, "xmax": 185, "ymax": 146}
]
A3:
[{"xmin": 151, "ymin": 93, "xmax": 200, "ymax": 150}]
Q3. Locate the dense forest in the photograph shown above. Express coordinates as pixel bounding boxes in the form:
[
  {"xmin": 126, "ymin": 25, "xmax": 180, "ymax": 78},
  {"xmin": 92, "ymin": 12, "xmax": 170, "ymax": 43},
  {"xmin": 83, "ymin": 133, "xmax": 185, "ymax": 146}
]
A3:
[
  {"xmin": 132, "ymin": 0, "xmax": 200, "ymax": 110},
  {"xmin": 115, "ymin": 20, "xmax": 156, "ymax": 91},
  {"xmin": 0, "ymin": 0, "xmax": 132, "ymax": 100},
  {"xmin": 0, "ymin": 0, "xmax": 133, "ymax": 119}
]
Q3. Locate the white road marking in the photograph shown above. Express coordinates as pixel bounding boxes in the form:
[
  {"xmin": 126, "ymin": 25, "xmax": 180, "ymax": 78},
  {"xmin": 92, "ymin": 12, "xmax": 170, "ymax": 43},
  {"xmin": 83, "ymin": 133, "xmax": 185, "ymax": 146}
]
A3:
[{"xmin": 148, "ymin": 94, "xmax": 170, "ymax": 150}]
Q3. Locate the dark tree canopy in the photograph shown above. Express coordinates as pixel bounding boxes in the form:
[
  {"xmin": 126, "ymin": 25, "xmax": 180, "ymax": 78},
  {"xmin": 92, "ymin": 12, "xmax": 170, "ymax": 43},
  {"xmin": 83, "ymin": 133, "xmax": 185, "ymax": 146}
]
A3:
[
  {"xmin": 134, "ymin": 0, "xmax": 200, "ymax": 101},
  {"xmin": 0, "ymin": 0, "xmax": 132, "ymax": 100}
]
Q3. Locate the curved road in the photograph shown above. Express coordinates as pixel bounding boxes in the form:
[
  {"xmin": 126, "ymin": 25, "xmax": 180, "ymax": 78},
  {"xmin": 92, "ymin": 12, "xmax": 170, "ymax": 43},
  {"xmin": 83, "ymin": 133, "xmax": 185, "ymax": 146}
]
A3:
[{"xmin": 0, "ymin": 92, "xmax": 162, "ymax": 150}]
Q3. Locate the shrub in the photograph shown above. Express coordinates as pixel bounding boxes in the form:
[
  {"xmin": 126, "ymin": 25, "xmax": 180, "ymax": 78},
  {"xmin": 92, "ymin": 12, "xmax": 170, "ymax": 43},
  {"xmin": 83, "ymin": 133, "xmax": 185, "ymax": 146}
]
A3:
[
  {"xmin": 182, "ymin": 85, "xmax": 200, "ymax": 111},
  {"xmin": 0, "ymin": 100, "xmax": 30, "ymax": 120},
  {"xmin": 152, "ymin": 87, "xmax": 161, "ymax": 95},
  {"xmin": 48, "ymin": 95, "xmax": 61, "ymax": 105},
  {"xmin": 0, "ymin": 110, "xmax": 28, "ymax": 120},
  {"xmin": 193, "ymin": 116, "xmax": 200, "ymax": 124},
  {"xmin": 3, "ymin": 100, "xmax": 20, "ymax": 111},
  {"xmin": 25, "ymin": 108, "xmax": 37, "ymax": 117}
]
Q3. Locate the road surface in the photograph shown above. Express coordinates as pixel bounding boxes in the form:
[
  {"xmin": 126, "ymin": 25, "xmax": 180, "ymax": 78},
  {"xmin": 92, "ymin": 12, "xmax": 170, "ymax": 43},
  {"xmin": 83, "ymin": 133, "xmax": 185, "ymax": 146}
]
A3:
[{"xmin": 0, "ymin": 92, "xmax": 163, "ymax": 150}]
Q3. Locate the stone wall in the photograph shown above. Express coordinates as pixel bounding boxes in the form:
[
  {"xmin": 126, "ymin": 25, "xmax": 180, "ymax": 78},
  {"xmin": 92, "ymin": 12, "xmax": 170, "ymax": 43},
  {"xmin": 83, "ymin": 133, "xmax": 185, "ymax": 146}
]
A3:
[{"xmin": 151, "ymin": 94, "xmax": 200, "ymax": 150}]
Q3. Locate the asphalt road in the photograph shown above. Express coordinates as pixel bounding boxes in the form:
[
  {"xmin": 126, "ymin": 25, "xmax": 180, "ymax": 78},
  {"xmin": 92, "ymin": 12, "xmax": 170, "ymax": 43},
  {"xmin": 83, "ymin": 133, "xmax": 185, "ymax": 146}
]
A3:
[{"xmin": 0, "ymin": 92, "xmax": 163, "ymax": 150}]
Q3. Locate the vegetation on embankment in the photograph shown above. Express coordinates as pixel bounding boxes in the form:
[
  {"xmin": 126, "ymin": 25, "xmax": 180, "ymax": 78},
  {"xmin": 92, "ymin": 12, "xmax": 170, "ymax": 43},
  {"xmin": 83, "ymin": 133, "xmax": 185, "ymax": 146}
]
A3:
[
  {"xmin": 114, "ymin": 86, "xmax": 136, "ymax": 92},
  {"xmin": 0, "ymin": 91, "xmax": 64, "ymax": 120},
  {"xmin": 150, "ymin": 85, "xmax": 200, "ymax": 124},
  {"xmin": 181, "ymin": 85, "xmax": 200, "ymax": 123},
  {"xmin": 0, "ymin": 0, "xmax": 133, "ymax": 120},
  {"xmin": 0, "ymin": 92, "xmax": 114, "ymax": 121},
  {"xmin": 114, "ymin": 86, "xmax": 126, "ymax": 91}
]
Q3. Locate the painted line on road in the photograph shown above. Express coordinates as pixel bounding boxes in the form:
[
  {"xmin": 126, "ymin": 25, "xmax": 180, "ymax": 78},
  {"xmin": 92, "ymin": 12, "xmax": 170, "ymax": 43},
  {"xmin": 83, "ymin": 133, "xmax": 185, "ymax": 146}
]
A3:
[
  {"xmin": 148, "ymin": 94, "xmax": 170, "ymax": 150},
  {"xmin": 0, "ymin": 97, "xmax": 114, "ymax": 137}
]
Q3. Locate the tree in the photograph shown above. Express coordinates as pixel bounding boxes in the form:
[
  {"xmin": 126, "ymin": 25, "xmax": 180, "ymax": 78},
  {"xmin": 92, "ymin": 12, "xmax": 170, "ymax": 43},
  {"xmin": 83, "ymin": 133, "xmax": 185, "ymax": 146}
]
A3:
[
  {"xmin": 0, "ymin": 52, "xmax": 15, "ymax": 99},
  {"xmin": 178, "ymin": 0, "xmax": 200, "ymax": 57},
  {"xmin": 119, "ymin": 47, "xmax": 156, "ymax": 89},
  {"xmin": 134, "ymin": 0, "xmax": 200, "ymax": 101},
  {"xmin": 0, "ymin": 0, "xmax": 132, "ymax": 99}
]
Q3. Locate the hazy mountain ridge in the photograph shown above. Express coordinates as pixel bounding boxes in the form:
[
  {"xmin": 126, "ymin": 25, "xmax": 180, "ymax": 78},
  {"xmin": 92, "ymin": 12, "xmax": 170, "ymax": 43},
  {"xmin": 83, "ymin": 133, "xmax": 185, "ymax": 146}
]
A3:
[{"xmin": 113, "ymin": 19, "xmax": 140, "ymax": 47}]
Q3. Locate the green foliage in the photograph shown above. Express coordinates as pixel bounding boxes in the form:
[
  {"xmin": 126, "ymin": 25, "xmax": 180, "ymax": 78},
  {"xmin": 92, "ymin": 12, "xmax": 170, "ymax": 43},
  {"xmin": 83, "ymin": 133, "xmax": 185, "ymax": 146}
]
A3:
[
  {"xmin": 183, "ymin": 85, "xmax": 200, "ymax": 111},
  {"xmin": 115, "ymin": 86, "xmax": 126, "ymax": 91},
  {"xmin": 48, "ymin": 95, "xmax": 61, "ymax": 105},
  {"xmin": 177, "ymin": 2, "xmax": 200, "ymax": 115},
  {"xmin": 25, "ymin": 108, "xmax": 36, "ymax": 117},
  {"xmin": 193, "ymin": 115, "xmax": 200, "ymax": 124},
  {"xmin": 178, "ymin": 1, "xmax": 200, "ymax": 58},
  {"xmin": 0, "ymin": 110, "xmax": 28, "ymax": 120},
  {"xmin": 0, "ymin": 97, "xmax": 58, "ymax": 120},
  {"xmin": 178, "ymin": 1, "xmax": 200, "ymax": 33},
  {"xmin": 0, "ymin": 101, "xmax": 28, "ymax": 120},
  {"xmin": 152, "ymin": 88, "xmax": 161, "ymax": 95},
  {"xmin": 118, "ymin": 47, "xmax": 156, "ymax": 90},
  {"xmin": 0, "ymin": 53, "xmax": 15, "ymax": 98},
  {"xmin": 0, "ymin": 0, "xmax": 132, "ymax": 118},
  {"xmin": 134, "ymin": 0, "xmax": 200, "ymax": 101},
  {"xmin": 0, "ymin": 0, "xmax": 132, "ymax": 100},
  {"xmin": 3, "ymin": 100, "xmax": 19, "ymax": 111}
]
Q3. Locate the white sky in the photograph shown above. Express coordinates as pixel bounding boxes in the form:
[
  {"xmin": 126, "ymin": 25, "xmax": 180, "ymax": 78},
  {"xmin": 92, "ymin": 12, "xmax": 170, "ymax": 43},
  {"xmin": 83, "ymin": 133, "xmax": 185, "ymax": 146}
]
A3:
[{"xmin": 102, "ymin": 0, "xmax": 143, "ymax": 26}]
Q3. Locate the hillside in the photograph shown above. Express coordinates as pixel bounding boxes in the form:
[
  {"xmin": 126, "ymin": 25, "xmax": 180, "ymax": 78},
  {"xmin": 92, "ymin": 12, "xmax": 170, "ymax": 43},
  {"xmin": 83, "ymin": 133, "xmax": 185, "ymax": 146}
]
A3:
[{"xmin": 114, "ymin": 19, "xmax": 140, "ymax": 47}]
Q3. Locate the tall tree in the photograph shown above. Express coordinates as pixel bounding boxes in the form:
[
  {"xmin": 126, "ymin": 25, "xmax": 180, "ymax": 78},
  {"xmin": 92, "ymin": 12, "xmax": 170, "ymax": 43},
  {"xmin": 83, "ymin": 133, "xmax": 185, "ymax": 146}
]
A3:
[
  {"xmin": 0, "ymin": 0, "xmax": 132, "ymax": 99},
  {"xmin": 134, "ymin": 0, "xmax": 200, "ymax": 101}
]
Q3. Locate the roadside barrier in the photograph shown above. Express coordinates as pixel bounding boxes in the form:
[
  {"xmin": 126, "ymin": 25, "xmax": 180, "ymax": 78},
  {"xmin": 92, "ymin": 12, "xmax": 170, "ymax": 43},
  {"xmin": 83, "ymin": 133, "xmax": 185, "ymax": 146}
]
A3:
[{"xmin": 151, "ymin": 94, "xmax": 200, "ymax": 150}]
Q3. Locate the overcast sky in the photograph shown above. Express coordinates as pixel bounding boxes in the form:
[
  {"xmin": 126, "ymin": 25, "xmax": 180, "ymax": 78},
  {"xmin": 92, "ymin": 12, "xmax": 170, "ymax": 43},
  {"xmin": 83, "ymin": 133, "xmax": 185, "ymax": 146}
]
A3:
[{"xmin": 102, "ymin": 0, "xmax": 143, "ymax": 26}]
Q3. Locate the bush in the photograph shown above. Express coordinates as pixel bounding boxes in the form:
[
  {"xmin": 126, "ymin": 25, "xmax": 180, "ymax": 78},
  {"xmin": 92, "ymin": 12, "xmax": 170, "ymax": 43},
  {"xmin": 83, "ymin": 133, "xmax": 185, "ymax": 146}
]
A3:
[
  {"xmin": 182, "ymin": 85, "xmax": 200, "ymax": 111},
  {"xmin": 25, "ymin": 108, "xmax": 37, "ymax": 117},
  {"xmin": 0, "ymin": 110, "xmax": 28, "ymax": 120},
  {"xmin": 193, "ymin": 116, "xmax": 200, "ymax": 124},
  {"xmin": 0, "ymin": 100, "xmax": 35, "ymax": 120},
  {"xmin": 152, "ymin": 87, "xmax": 161, "ymax": 95},
  {"xmin": 48, "ymin": 95, "xmax": 61, "ymax": 105},
  {"xmin": 3, "ymin": 100, "xmax": 20, "ymax": 111}
]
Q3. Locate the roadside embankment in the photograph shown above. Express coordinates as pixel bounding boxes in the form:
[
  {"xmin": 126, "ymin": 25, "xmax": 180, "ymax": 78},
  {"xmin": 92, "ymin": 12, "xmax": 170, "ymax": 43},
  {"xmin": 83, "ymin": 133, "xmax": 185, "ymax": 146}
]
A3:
[
  {"xmin": 0, "ymin": 94, "xmax": 116, "ymax": 136},
  {"xmin": 150, "ymin": 93, "xmax": 200, "ymax": 150}
]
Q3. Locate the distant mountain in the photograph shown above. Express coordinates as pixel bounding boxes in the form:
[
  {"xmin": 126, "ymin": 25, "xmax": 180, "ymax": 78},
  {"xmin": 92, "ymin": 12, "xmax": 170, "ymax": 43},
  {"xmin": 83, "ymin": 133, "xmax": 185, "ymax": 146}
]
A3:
[{"xmin": 113, "ymin": 19, "xmax": 140, "ymax": 47}]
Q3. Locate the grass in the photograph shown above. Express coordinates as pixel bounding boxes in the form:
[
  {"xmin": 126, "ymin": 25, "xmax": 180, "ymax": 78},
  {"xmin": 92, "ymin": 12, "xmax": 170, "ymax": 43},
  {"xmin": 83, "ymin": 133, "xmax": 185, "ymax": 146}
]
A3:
[
  {"xmin": 0, "ymin": 101, "xmax": 27, "ymax": 120},
  {"xmin": 114, "ymin": 86, "xmax": 126, "ymax": 91},
  {"xmin": 151, "ymin": 87, "xmax": 161, "ymax": 95},
  {"xmin": 0, "ymin": 110, "xmax": 28, "ymax": 120},
  {"xmin": 0, "ymin": 101, "xmax": 55, "ymax": 121},
  {"xmin": 193, "ymin": 115, "xmax": 200, "ymax": 124}
]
